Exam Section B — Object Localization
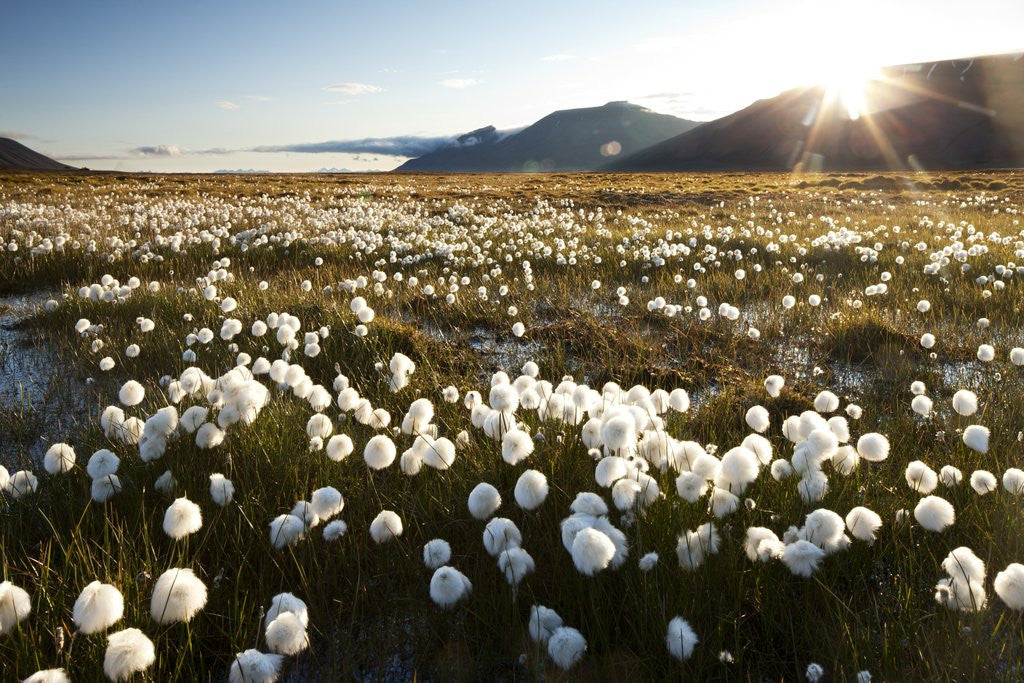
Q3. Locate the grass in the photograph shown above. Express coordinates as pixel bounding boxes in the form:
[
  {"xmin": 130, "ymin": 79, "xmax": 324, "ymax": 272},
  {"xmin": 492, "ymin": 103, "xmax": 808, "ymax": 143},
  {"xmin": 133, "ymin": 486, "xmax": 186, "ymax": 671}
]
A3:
[{"xmin": 1, "ymin": 170, "xmax": 1024, "ymax": 681}]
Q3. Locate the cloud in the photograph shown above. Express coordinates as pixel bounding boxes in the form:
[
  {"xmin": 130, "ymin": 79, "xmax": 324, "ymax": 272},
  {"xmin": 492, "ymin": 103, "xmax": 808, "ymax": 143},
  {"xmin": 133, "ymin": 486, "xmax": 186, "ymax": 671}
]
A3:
[
  {"xmin": 252, "ymin": 135, "xmax": 458, "ymax": 157},
  {"xmin": 216, "ymin": 100, "xmax": 240, "ymax": 110},
  {"xmin": 0, "ymin": 131, "xmax": 38, "ymax": 140},
  {"xmin": 132, "ymin": 145, "xmax": 185, "ymax": 157},
  {"xmin": 540, "ymin": 54, "xmax": 576, "ymax": 62},
  {"xmin": 246, "ymin": 95, "xmax": 273, "ymax": 101},
  {"xmin": 635, "ymin": 92, "xmax": 724, "ymax": 120},
  {"xmin": 438, "ymin": 78, "xmax": 479, "ymax": 89},
  {"xmin": 322, "ymin": 82, "xmax": 383, "ymax": 95}
]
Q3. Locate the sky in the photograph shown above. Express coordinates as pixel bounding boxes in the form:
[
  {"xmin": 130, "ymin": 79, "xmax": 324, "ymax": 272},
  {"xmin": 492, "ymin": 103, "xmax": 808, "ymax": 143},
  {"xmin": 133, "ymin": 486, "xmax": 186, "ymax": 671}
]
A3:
[{"xmin": 2, "ymin": 0, "xmax": 1022, "ymax": 172}]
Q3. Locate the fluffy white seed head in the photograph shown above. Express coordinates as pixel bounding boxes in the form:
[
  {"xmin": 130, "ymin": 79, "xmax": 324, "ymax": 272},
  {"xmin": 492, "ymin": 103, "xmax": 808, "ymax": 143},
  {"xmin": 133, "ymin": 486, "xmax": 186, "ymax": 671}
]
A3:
[
  {"xmin": 467, "ymin": 482, "xmax": 502, "ymax": 520},
  {"xmin": 914, "ymin": 495, "xmax": 955, "ymax": 532},
  {"xmin": 150, "ymin": 568, "xmax": 207, "ymax": 624},
  {"xmin": 73, "ymin": 581, "xmax": 124, "ymax": 634},
  {"xmin": 429, "ymin": 566, "xmax": 472, "ymax": 608},
  {"xmin": 103, "ymin": 628, "xmax": 156, "ymax": 681},
  {"xmin": 369, "ymin": 510, "xmax": 403, "ymax": 543},
  {"xmin": 666, "ymin": 616, "xmax": 698, "ymax": 661}
]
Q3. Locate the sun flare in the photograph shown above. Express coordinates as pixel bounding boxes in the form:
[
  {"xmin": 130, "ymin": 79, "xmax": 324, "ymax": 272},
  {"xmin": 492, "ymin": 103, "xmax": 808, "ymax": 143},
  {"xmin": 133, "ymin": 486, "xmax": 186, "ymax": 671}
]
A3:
[{"xmin": 824, "ymin": 66, "xmax": 881, "ymax": 120}]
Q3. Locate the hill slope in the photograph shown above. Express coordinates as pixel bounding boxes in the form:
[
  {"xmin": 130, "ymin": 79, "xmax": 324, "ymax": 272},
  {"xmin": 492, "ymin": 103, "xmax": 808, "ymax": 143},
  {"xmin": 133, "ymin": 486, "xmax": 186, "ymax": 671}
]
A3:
[
  {"xmin": 0, "ymin": 138, "xmax": 75, "ymax": 171},
  {"xmin": 609, "ymin": 53, "xmax": 1024, "ymax": 172},
  {"xmin": 396, "ymin": 102, "xmax": 698, "ymax": 172}
]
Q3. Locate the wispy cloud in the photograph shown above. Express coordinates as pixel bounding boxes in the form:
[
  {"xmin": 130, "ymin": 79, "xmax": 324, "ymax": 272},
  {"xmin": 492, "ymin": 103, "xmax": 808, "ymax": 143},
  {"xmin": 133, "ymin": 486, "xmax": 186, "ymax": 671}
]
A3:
[
  {"xmin": 216, "ymin": 100, "xmax": 240, "ymax": 110},
  {"xmin": 252, "ymin": 135, "xmax": 458, "ymax": 157},
  {"xmin": 322, "ymin": 82, "xmax": 383, "ymax": 95},
  {"xmin": 438, "ymin": 78, "xmax": 479, "ymax": 89},
  {"xmin": 540, "ymin": 54, "xmax": 576, "ymax": 62},
  {"xmin": 635, "ymin": 92, "xmax": 723, "ymax": 120},
  {"xmin": 132, "ymin": 145, "xmax": 185, "ymax": 157},
  {"xmin": 246, "ymin": 95, "xmax": 273, "ymax": 101}
]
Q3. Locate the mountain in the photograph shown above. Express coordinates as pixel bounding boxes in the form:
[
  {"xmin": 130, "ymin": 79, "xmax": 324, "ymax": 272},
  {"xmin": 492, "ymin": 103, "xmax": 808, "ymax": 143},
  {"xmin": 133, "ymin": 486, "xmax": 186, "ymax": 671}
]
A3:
[
  {"xmin": 609, "ymin": 53, "xmax": 1024, "ymax": 172},
  {"xmin": 0, "ymin": 138, "xmax": 76, "ymax": 171},
  {"xmin": 395, "ymin": 101, "xmax": 699, "ymax": 172}
]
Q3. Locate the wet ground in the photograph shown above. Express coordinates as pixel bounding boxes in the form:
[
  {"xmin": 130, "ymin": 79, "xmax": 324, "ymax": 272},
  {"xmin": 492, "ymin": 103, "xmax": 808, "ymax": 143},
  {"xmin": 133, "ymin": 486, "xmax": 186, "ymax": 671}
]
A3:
[{"xmin": 0, "ymin": 291, "xmax": 99, "ymax": 468}]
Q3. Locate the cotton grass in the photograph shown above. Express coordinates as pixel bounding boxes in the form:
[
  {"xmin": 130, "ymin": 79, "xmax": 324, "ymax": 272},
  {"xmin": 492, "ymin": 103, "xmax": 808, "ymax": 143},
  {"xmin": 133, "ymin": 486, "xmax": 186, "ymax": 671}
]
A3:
[
  {"xmin": 103, "ymin": 628, "xmax": 155, "ymax": 681},
  {"xmin": 151, "ymin": 568, "xmax": 207, "ymax": 624},
  {"xmin": 0, "ymin": 581, "xmax": 31, "ymax": 635},
  {"xmin": 73, "ymin": 581, "xmax": 124, "ymax": 634}
]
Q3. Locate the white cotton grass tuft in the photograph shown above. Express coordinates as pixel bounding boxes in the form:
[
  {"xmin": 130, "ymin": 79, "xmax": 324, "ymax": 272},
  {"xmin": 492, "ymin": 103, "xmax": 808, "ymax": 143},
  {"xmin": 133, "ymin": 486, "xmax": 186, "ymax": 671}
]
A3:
[
  {"xmin": 638, "ymin": 552, "xmax": 659, "ymax": 571},
  {"xmin": 88, "ymin": 449, "xmax": 120, "ymax": 479},
  {"xmin": 229, "ymin": 649, "xmax": 285, "ymax": 683},
  {"xmin": 364, "ymin": 434, "xmax": 397, "ymax": 470},
  {"xmin": 514, "ymin": 469, "xmax": 549, "ymax": 510},
  {"xmin": 744, "ymin": 527, "xmax": 784, "ymax": 562},
  {"xmin": 369, "ymin": 510, "xmax": 403, "ymax": 543},
  {"xmin": 571, "ymin": 527, "xmax": 616, "ymax": 576},
  {"xmin": 118, "ymin": 380, "xmax": 145, "ymax": 406},
  {"xmin": 939, "ymin": 465, "xmax": 963, "ymax": 487},
  {"xmin": 498, "ymin": 546, "xmax": 535, "ymax": 585},
  {"xmin": 0, "ymin": 581, "xmax": 31, "ymax": 635},
  {"xmin": 994, "ymin": 563, "xmax": 1024, "ymax": 610},
  {"xmin": 745, "ymin": 405, "xmax": 770, "ymax": 433},
  {"xmin": 845, "ymin": 507, "xmax": 883, "ymax": 542},
  {"xmin": 264, "ymin": 593, "xmax": 309, "ymax": 630},
  {"xmin": 501, "ymin": 429, "xmax": 534, "ymax": 465},
  {"xmin": 467, "ymin": 482, "xmax": 502, "ymax": 520},
  {"xmin": 528, "ymin": 604, "xmax": 563, "ymax": 644},
  {"xmin": 1003, "ymin": 468, "xmax": 1024, "ymax": 495},
  {"xmin": 323, "ymin": 520, "xmax": 348, "ymax": 542},
  {"xmin": 195, "ymin": 423, "xmax": 225, "ymax": 449},
  {"xmin": 73, "ymin": 581, "xmax": 124, "ymax": 634},
  {"xmin": 547, "ymin": 626, "xmax": 587, "ymax": 670},
  {"xmin": 764, "ymin": 374, "xmax": 784, "ymax": 398},
  {"xmin": 914, "ymin": 495, "xmax": 955, "ymax": 532},
  {"xmin": 905, "ymin": 460, "xmax": 938, "ymax": 494},
  {"xmin": 570, "ymin": 492, "xmax": 608, "ymax": 516},
  {"xmin": 935, "ymin": 547, "xmax": 987, "ymax": 612},
  {"xmin": 856, "ymin": 433, "xmax": 889, "ymax": 463},
  {"xmin": 483, "ymin": 518, "xmax": 522, "ymax": 556},
  {"xmin": 423, "ymin": 539, "xmax": 452, "ymax": 569},
  {"xmin": 429, "ymin": 566, "xmax": 472, "ymax": 608},
  {"xmin": 150, "ymin": 568, "xmax": 207, "ymax": 624},
  {"xmin": 325, "ymin": 434, "xmax": 354, "ymax": 461},
  {"xmin": 782, "ymin": 540, "xmax": 826, "ymax": 577},
  {"xmin": 952, "ymin": 390, "xmax": 978, "ymax": 416},
  {"xmin": 269, "ymin": 514, "xmax": 306, "ymax": 549},
  {"xmin": 103, "ymin": 628, "xmax": 156, "ymax": 681},
  {"xmin": 310, "ymin": 486, "xmax": 344, "ymax": 520},
  {"xmin": 962, "ymin": 425, "xmax": 989, "ymax": 454},
  {"xmin": 43, "ymin": 443, "xmax": 76, "ymax": 475},
  {"xmin": 666, "ymin": 616, "xmax": 698, "ymax": 661},
  {"xmin": 813, "ymin": 391, "xmax": 839, "ymax": 413},
  {"xmin": 22, "ymin": 670, "xmax": 71, "ymax": 683},
  {"xmin": 970, "ymin": 470, "xmax": 997, "ymax": 495},
  {"xmin": 676, "ymin": 522, "xmax": 720, "ymax": 570},
  {"xmin": 209, "ymin": 474, "xmax": 235, "ymax": 506},
  {"xmin": 265, "ymin": 612, "xmax": 309, "ymax": 655},
  {"xmin": 162, "ymin": 497, "xmax": 203, "ymax": 540}
]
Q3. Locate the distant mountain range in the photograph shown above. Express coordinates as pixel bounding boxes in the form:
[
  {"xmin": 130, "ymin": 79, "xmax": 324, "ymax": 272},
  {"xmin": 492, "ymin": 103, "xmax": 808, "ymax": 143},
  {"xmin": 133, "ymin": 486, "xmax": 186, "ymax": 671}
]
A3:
[
  {"xmin": 395, "ymin": 101, "xmax": 699, "ymax": 172},
  {"xmin": 5, "ymin": 52, "xmax": 1023, "ymax": 174},
  {"xmin": 609, "ymin": 53, "xmax": 1024, "ymax": 172},
  {"xmin": 0, "ymin": 137, "xmax": 75, "ymax": 171}
]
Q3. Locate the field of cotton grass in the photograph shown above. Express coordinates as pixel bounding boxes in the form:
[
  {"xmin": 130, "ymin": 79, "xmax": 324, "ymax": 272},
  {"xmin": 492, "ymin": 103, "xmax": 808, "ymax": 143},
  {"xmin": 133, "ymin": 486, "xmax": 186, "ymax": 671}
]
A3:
[{"xmin": 1, "ymin": 170, "xmax": 1024, "ymax": 681}]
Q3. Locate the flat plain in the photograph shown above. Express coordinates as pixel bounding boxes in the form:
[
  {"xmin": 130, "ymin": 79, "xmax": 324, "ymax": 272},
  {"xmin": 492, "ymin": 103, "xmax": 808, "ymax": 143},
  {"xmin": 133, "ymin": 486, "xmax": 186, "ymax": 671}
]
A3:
[{"xmin": 2, "ymin": 171, "xmax": 1024, "ymax": 681}]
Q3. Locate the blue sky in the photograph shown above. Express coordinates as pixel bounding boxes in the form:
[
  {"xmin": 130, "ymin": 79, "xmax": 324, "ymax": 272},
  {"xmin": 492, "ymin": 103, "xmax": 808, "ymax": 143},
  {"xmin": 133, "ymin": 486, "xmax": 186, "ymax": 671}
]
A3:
[{"xmin": 3, "ymin": 0, "xmax": 1022, "ymax": 171}]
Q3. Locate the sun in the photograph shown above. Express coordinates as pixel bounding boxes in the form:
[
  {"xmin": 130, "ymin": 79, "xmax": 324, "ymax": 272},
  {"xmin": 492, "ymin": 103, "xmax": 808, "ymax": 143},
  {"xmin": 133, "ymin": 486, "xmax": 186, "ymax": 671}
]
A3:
[{"xmin": 824, "ymin": 65, "xmax": 881, "ymax": 120}]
